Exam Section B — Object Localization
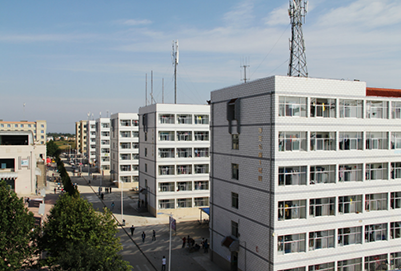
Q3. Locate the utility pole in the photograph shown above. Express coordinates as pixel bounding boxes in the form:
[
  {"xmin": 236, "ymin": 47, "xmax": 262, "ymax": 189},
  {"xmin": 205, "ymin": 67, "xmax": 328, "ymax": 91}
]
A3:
[
  {"xmin": 240, "ymin": 57, "xmax": 250, "ymax": 83},
  {"xmin": 172, "ymin": 40, "xmax": 179, "ymax": 104},
  {"xmin": 288, "ymin": 0, "xmax": 309, "ymax": 77}
]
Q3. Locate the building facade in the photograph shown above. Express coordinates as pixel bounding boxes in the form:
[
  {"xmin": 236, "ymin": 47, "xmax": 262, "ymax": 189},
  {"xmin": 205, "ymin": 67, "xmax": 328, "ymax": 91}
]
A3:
[
  {"xmin": 75, "ymin": 120, "xmax": 87, "ymax": 156},
  {"xmin": 0, "ymin": 120, "xmax": 47, "ymax": 145},
  {"xmin": 0, "ymin": 131, "xmax": 46, "ymax": 195},
  {"xmin": 86, "ymin": 120, "xmax": 96, "ymax": 165},
  {"xmin": 138, "ymin": 104, "xmax": 210, "ymax": 217},
  {"xmin": 110, "ymin": 113, "xmax": 139, "ymax": 189},
  {"xmin": 96, "ymin": 118, "xmax": 110, "ymax": 174},
  {"xmin": 210, "ymin": 75, "xmax": 401, "ymax": 271}
]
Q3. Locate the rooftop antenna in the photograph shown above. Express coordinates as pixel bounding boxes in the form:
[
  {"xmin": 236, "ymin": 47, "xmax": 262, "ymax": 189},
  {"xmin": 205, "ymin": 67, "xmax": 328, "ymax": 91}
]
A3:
[
  {"xmin": 240, "ymin": 57, "xmax": 250, "ymax": 83},
  {"xmin": 106, "ymin": 110, "xmax": 109, "ymax": 118},
  {"xmin": 288, "ymin": 0, "xmax": 308, "ymax": 77},
  {"xmin": 145, "ymin": 73, "xmax": 148, "ymax": 106},
  {"xmin": 150, "ymin": 70, "xmax": 155, "ymax": 104},
  {"xmin": 172, "ymin": 40, "xmax": 179, "ymax": 104}
]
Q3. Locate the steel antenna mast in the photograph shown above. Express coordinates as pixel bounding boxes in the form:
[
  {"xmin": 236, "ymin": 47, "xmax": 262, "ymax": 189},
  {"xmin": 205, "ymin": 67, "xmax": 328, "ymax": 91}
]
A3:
[
  {"xmin": 172, "ymin": 40, "xmax": 179, "ymax": 104},
  {"xmin": 288, "ymin": 0, "xmax": 308, "ymax": 77}
]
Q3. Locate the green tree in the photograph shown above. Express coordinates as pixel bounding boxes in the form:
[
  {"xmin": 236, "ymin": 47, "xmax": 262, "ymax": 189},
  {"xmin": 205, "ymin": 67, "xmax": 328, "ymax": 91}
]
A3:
[
  {"xmin": 0, "ymin": 181, "xmax": 37, "ymax": 270},
  {"xmin": 38, "ymin": 194, "xmax": 131, "ymax": 271},
  {"xmin": 46, "ymin": 140, "xmax": 61, "ymax": 157}
]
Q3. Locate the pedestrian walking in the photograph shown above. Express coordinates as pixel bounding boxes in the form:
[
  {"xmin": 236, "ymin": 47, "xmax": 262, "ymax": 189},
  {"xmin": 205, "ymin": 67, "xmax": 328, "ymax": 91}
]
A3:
[
  {"xmin": 204, "ymin": 239, "xmax": 209, "ymax": 253},
  {"xmin": 111, "ymin": 202, "xmax": 115, "ymax": 210},
  {"xmin": 182, "ymin": 236, "xmax": 186, "ymax": 248},
  {"xmin": 101, "ymin": 193, "xmax": 104, "ymax": 200},
  {"xmin": 54, "ymin": 187, "xmax": 56, "ymax": 194},
  {"xmin": 109, "ymin": 186, "xmax": 112, "ymax": 193},
  {"xmin": 161, "ymin": 256, "xmax": 166, "ymax": 271},
  {"xmin": 130, "ymin": 225, "xmax": 135, "ymax": 236},
  {"xmin": 25, "ymin": 197, "xmax": 30, "ymax": 206},
  {"xmin": 142, "ymin": 231, "xmax": 146, "ymax": 243},
  {"xmin": 152, "ymin": 230, "xmax": 156, "ymax": 241}
]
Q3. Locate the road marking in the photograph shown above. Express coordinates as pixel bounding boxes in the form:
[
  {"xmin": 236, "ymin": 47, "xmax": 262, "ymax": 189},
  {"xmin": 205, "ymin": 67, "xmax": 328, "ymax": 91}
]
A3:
[
  {"xmin": 143, "ymin": 264, "xmax": 151, "ymax": 271},
  {"xmin": 135, "ymin": 265, "xmax": 142, "ymax": 271}
]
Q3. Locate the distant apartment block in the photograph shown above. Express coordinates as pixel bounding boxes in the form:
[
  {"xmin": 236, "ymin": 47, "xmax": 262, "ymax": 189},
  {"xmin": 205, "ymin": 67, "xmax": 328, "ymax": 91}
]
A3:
[
  {"xmin": 210, "ymin": 75, "xmax": 401, "ymax": 271},
  {"xmin": 110, "ymin": 113, "xmax": 139, "ymax": 189},
  {"xmin": 138, "ymin": 104, "xmax": 210, "ymax": 217},
  {"xmin": 96, "ymin": 118, "xmax": 110, "ymax": 173},
  {"xmin": 86, "ymin": 120, "xmax": 96, "ymax": 164},
  {"xmin": 75, "ymin": 120, "xmax": 87, "ymax": 156},
  {"xmin": 0, "ymin": 131, "xmax": 46, "ymax": 195},
  {"xmin": 0, "ymin": 120, "xmax": 47, "ymax": 145}
]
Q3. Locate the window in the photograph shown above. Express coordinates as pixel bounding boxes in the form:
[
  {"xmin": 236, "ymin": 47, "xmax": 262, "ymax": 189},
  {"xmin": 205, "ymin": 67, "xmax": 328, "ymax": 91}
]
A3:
[
  {"xmin": 101, "ymin": 123, "xmax": 109, "ymax": 128},
  {"xmin": 159, "ymin": 165, "xmax": 174, "ymax": 175},
  {"xmin": 7, "ymin": 124, "xmax": 10, "ymax": 127},
  {"xmin": 337, "ymin": 227, "xmax": 362, "ymax": 246},
  {"xmin": 177, "ymin": 165, "xmax": 192, "ymax": 175},
  {"xmin": 339, "ymin": 132, "xmax": 363, "ymax": 150},
  {"xmin": 132, "ymin": 143, "xmax": 139, "ymax": 149},
  {"xmin": 310, "ymin": 98, "xmax": 336, "ymax": 118},
  {"xmin": 232, "ymin": 192, "xmax": 239, "ymax": 209},
  {"xmin": 159, "ymin": 199, "xmax": 174, "ymax": 209},
  {"xmin": 391, "ymin": 253, "xmax": 401, "ymax": 270},
  {"xmin": 145, "ymin": 164, "xmax": 147, "ymax": 172},
  {"xmin": 390, "ymin": 222, "xmax": 401, "ymax": 239},
  {"xmin": 132, "ymin": 154, "xmax": 139, "ymax": 160},
  {"xmin": 392, "ymin": 102, "xmax": 401, "ymax": 119},
  {"xmin": 28, "ymin": 124, "xmax": 31, "ymax": 128},
  {"xmin": 282, "ymin": 268, "xmax": 305, "ymax": 271},
  {"xmin": 101, "ymin": 140, "xmax": 110, "ymax": 145},
  {"xmin": 231, "ymin": 221, "xmax": 239, "ymax": 238},
  {"xmin": 366, "ymin": 163, "xmax": 388, "ymax": 180},
  {"xmin": 177, "ymin": 131, "xmax": 192, "ymax": 141},
  {"xmin": 120, "ymin": 176, "xmax": 131, "ymax": 182},
  {"xmin": 392, "ymin": 132, "xmax": 401, "ymax": 149},
  {"xmin": 194, "ymin": 181, "xmax": 209, "ymax": 190},
  {"xmin": 278, "ymin": 132, "xmax": 307, "ymax": 151},
  {"xmin": 120, "ymin": 165, "xmax": 131, "ymax": 171},
  {"xmin": 308, "ymin": 262, "xmax": 334, "ymax": 271},
  {"xmin": 310, "ymin": 132, "xmax": 336, "ymax": 151},
  {"xmin": 337, "ymin": 258, "xmax": 362, "ymax": 271},
  {"xmin": 339, "ymin": 164, "xmax": 363, "ymax": 182},
  {"xmin": 101, "ymin": 131, "xmax": 110, "ymax": 137},
  {"xmin": 120, "ymin": 131, "xmax": 131, "ymax": 138},
  {"xmin": 338, "ymin": 195, "xmax": 362, "ymax": 214},
  {"xmin": 194, "ymin": 164, "xmax": 209, "ymax": 174},
  {"xmin": 177, "ymin": 114, "xmax": 192, "ymax": 124},
  {"xmin": 120, "ymin": 120, "xmax": 131, "ymax": 126},
  {"xmin": 310, "ymin": 165, "xmax": 335, "ymax": 184},
  {"xmin": 279, "ymin": 96, "xmax": 307, "ymax": 117},
  {"xmin": 133, "ymin": 165, "xmax": 138, "ymax": 171},
  {"xmin": 232, "ymin": 164, "xmax": 239, "ymax": 180},
  {"xmin": 159, "ymin": 114, "xmax": 174, "ymax": 124},
  {"xmin": 101, "ymin": 157, "xmax": 109, "ymax": 162},
  {"xmin": 194, "ymin": 131, "xmax": 209, "ymax": 141},
  {"xmin": 340, "ymin": 99, "xmax": 363, "ymax": 118},
  {"xmin": 194, "ymin": 115, "xmax": 209, "ymax": 124},
  {"xmin": 365, "ymin": 254, "xmax": 387, "ymax": 271},
  {"xmin": 132, "ymin": 120, "xmax": 139, "ymax": 126},
  {"xmin": 232, "ymin": 134, "xmax": 239, "ymax": 149},
  {"xmin": 194, "ymin": 197, "xmax": 208, "ymax": 207},
  {"xmin": 159, "ymin": 131, "xmax": 174, "ymax": 141},
  {"xmin": 133, "ymin": 176, "xmax": 139, "ymax": 182},
  {"xmin": 145, "ymin": 148, "xmax": 147, "ymax": 157},
  {"xmin": 365, "ymin": 193, "xmax": 387, "ymax": 211},
  {"xmin": 101, "ymin": 148, "xmax": 110, "ymax": 153},
  {"xmin": 159, "ymin": 182, "xmax": 174, "ymax": 192},
  {"xmin": 278, "ymin": 200, "xmax": 306, "ymax": 221},
  {"xmin": 120, "ymin": 142, "xmax": 131, "ymax": 149},
  {"xmin": 309, "ymin": 197, "xmax": 335, "ymax": 217},
  {"xmin": 366, "ymin": 100, "xmax": 388, "ymax": 119},
  {"xmin": 159, "ymin": 148, "xmax": 174, "ymax": 158},
  {"xmin": 177, "ymin": 148, "xmax": 192, "ymax": 158},
  {"xmin": 277, "ymin": 233, "xmax": 306, "ymax": 254},
  {"xmin": 145, "ymin": 132, "xmax": 148, "ymax": 141},
  {"xmin": 308, "ymin": 230, "xmax": 335, "ymax": 251},
  {"xmin": 132, "ymin": 132, "xmax": 139, "ymax": 138},
  {"xmin": 391, "ymin": 192, "xmax": 401, "ymax": 209},
  {"xmin": 365, "ymin": 224, "xmax": 387, "ymax": 243},
  {"xmin": 278, "ymin": 166, "xmax": 307, "ymax": 186},
  {"xmin": 391, "ymin": 163, "xmax": 401, "ymax": 179},
  {"xmin": 177, "ymin": 182, "xmax": 192, "ymax": 191},
  {"xmin": 177, "ymin": 198, "xmax": 192, "ymax": 208},
  {"xmin": 194, "ymin": 148, "xmax": 209, "ymax": 158},
  {"xmin": 14, "ymin": 124, "xmax": 17, "ymax": 128}
]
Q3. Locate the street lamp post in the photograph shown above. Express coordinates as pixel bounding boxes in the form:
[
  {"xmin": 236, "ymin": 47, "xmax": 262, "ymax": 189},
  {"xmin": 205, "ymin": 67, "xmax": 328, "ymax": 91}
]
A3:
[
  {"xmin": 157, "ymin": 212, "xmax": 173, "ymax": 271},
  {"xmin": 113, "ymin": 180, "xmax": 124, "ymax": 225}
]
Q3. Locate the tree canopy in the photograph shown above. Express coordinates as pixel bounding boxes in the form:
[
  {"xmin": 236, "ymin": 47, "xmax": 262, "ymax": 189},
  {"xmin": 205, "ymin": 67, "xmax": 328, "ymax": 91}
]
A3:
[
  {"xmin": 46, "ymin": 140, "xmax": 61, "ymax": 158},
  {"xmin": 0, "ymin": 180, "xmax": 36, "ymax": 270},
  {"xmin": 38, "ymin": 194, "xmax": 131, "ymax": 270}
]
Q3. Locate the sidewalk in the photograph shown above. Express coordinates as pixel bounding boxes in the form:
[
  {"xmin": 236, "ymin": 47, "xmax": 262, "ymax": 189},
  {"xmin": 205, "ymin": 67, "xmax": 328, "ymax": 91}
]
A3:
[{"xmin": 72, "ymin": 172, "xmax": 222, "ymax": 271}]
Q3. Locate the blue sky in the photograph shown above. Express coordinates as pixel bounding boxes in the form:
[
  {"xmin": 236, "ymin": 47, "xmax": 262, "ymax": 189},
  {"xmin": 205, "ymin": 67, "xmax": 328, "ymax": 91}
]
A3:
[{"xmin": 1, "ymin": 0, "xmax": 400, "ymax": 133}]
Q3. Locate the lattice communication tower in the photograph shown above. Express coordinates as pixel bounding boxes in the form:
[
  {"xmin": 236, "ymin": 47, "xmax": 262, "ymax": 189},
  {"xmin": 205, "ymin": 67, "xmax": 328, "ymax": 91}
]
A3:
[{"xmin": 288, "ymin": 0, "xmax": 308, "ymax": 77}]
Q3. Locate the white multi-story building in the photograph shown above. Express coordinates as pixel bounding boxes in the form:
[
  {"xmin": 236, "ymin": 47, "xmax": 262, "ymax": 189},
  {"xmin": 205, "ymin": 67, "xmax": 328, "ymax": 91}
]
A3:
[
  {"xmin": 210, "ymin": 75, "xmax": 401, "ymax": 271},
  {"xmin": 86, "ymin": 120, "xmax": 96, "ymax": 165},
  {"xmin": 0, "ymin": 120, "xmax": 47, "ymax": 145},
  {"xmin": 96, "ymin": 118, "xmax": 110, "ymax": 174},
  {"xmin": 110, "ymin": 113, "xmax": 139, "ymax": 189},
  {"xmin": 138, "ymin": 104, "xmax": 210, "ymax": 217}
]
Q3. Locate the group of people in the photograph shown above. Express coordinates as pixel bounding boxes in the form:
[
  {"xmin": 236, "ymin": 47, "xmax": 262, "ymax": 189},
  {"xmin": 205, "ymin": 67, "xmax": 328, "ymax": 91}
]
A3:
[
  {"xmin": 130, "ymin": 225, "xmax": 156, "ymax": 243},
  {"xmin": 182, "ymin": 236, "xmax": 209, "ymax": 253}
]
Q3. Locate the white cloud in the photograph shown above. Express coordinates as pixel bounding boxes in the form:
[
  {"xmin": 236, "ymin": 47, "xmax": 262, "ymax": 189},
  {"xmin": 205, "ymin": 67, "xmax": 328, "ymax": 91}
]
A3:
[
  {"xmin": 118, "ymin": 19, "xmax": 152, "ymax": 26},
  {"xmin": 223, "ymin": 0, "xmax": 255, "ymax": 28},
  {"xmin": 317, "ymin": 0, "xmax": 401, "ymax": 28},
  {"xmin": 264, "ymin": 4, "xmax": 288, "ymax": 26}
]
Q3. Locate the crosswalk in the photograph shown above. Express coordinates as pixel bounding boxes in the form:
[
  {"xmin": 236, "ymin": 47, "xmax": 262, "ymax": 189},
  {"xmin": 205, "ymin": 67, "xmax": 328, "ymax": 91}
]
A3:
[
  {"xmin": 85, "ymin": 195, "xmax": 98, "ymax": 203},
  {"xmin": 133, "ymin": 264, "xmax": 153, "ymax": 271}
]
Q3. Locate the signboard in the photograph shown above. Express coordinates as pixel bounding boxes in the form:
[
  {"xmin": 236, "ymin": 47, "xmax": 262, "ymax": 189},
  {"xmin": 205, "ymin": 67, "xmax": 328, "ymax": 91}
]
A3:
[
  {"xmin": 21, "ymin": 159, "xmax": 29, "ymax": 167},
  {"xmin": 169, "ymin": 216, "xmax": 176, "ymax": 232}
]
